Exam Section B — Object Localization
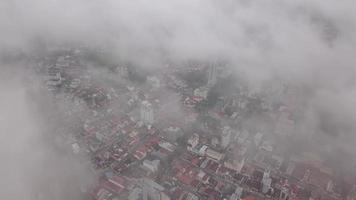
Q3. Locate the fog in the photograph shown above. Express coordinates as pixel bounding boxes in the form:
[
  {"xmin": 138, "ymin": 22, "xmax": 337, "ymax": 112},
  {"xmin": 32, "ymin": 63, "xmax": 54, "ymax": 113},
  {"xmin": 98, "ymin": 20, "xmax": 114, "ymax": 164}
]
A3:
[
  {"xmin": 1, "ymin": 0, "xmax": 356, "ymax": 199},
  {"xmin": 0, "ymin": 66, "xmax": 93, "ymax": 200}
]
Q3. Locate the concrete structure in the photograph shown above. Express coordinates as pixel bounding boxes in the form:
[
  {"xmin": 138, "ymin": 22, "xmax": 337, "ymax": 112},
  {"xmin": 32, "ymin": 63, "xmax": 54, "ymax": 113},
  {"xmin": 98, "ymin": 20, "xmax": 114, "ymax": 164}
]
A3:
[
  {"xmin": 71, "ymin": 143, "xmax": 80, "ymax": 154},
  {"xmin": 142, "ymin": 159, "xmax": 160, "ymax": 173},
  {"xmin": 187, "ymin": 133, "xmax": 199, "ymax": 151},
  {"xmin": 279, "ymin": 186, "xmax": 289, "ymax": 200},
  {"xmin": 224, "ymin": 157, "xmax": 245, "ymax": 173},
  {"xmin": 186, "ymin": 193, "xmax": 199, "ymax": 200},
  {"xmin": 254, "ymin": 132, "xmax": 263, "ymax": 146},
  {"xmin": 238, "ymin": 130, "xmax": 249, "ymax": 144},
  {"xmin": 158, "ymin": 141, "xmax": 176, "ymax": 152},
  {"xmin": 194, "ymin": 87, "xmax": 209, "ymax": 99},
  {"xmin": 46, "ymin": 71, "xmax": 62, "ymax": 86},
  {"xmin": 165, "ymin": 126, "xmax": 184, "ymax": 143},
  {"xmin": 140, "ymin": 178, "xmax": 166, "ymax": 200},
  {"xmin": 117, "ymin": 65, "xmax": 128, "ymax": 78},
  {"xmin": 221, "ymin": 126, "xmax": 233, "ymax": 148},
  {"xmin": 206, "ymin": 148, "xmax": 224, "ymax": 161},
  {"xmin": 207, "ymin": 61, "xmax": 217, "ymax": 87},
  {"xmin": 140, "ymin": 101, "xmax": 154, "ymax": 125},
  {"xmin": 262, "ymin": 168, "xmax": 272, "ymax": 194},
  {"xmin": 347, "ymin": 185, "xmax": 356, "ymax": 200},
  {"xmin": 230, "ymin": 186, "xmax": 243, "ymax": 200},
  {"xmin": 147, "ymin": 76, "xmax": 161, "ymax": 89}
]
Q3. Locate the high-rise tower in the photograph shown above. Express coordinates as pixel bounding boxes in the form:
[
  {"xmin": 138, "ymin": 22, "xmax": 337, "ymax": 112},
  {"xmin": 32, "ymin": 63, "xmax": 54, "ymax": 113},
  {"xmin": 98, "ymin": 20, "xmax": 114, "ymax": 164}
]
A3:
[
  {"xmin": 140, "ymin": 101, "xmax": 154, "ymax": 125},
  {"xmin": 262, "ymin": 168, "xmax": 272, "ymax": 194},
  {"xmin": 207, "ymin": 61, "xmax": 217, "ymax": 87}
]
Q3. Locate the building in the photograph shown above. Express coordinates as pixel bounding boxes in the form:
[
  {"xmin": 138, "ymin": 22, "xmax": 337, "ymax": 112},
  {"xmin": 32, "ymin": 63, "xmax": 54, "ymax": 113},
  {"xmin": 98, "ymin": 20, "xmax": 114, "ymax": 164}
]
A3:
[
  {"xmin": 147, "ymin": 76, "xmax": 161, "ymax": 89},
  {"xmin": 224, "ymin": 144, "xmax": 247, "ymax": 173},
  {"xmin": 279, "ymin": 186, "xmax": 289, "ymax": 200},
  {"xmin": 347, "ymin": 185, "xmax": 356, "ymax": 200},
  {"xmin": 230, "ymin": 186, "xmax": 243, "ymax": 200},
  {"xmin": 140, "ymin": 178, "xmax": 166, "ymax": 200},
  {"xmin": 186, "ymin": 193, "xmax": 199, "ymax": 200},
  {"xmin": 238, "ymin": 130, "xmax": 249, "ymax": 144},
  {"xmin": 142, "ymin": 159, "xmax": 160, "ymax": 173},
  {"xmin": 164, "ymin": 126, "xmax": 184, "ymax": 143},
  {"xmin": 117, "ymin": 65, "xmax": 128, "ymax": 78},
  {"xmin": 94, "ymin": 188, "xmax": 115, "ymax": 200},
  {"xmin": 275, "ymin": 111, "xmax": 295, "ymax": 136},
  {"xmin": 140, "ymin": 101, "xmax": 154, "ymax": 125},
  {"xmin": 207, "ymin": 61, "xmax": 217, "ymax": 87},
  {"xmin": 262, "ymin": 168, "xmax": 272, "ymax": 194},
  {"xmin": 158, "ymin": 141, "xmax": 176, "ymax": 152},
  {"xmin": 254, "ymin": 132, "xmax": 263, "ymax": 146},
  {"xmin": 206, "ymin": 148, "xmax": 224, "ymax": 161},
  {"xmin": 71, "ymin": 143, "xmax": 80, "ymax": 154},
  {"xmin": 46, "ymin": 71, "xmax": 62, "ymax": 87},
  {"xmin": 224, "ymin": 157, "xmax": 245, "ymax": 173},
  {"xmin": 194, "ymin": 87, "xmax": 209, "ymax": 99},
  {"xmin": 187, "ymin": 133, "xmax": 199, "ymax": 151},
  {"xmin": 221, "ymin": 126, "xmax": 233, "ymax": 148},
  {"xmin": 128, "ymin": 187, "xmax": 142, "ymax": 200}
]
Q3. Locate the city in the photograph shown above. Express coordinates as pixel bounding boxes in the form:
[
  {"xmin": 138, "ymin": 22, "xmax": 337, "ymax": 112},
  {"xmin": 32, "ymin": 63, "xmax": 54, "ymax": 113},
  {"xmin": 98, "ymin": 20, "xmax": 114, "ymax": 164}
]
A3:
[
  {"xmin": 1, "ymin": 1, "xmax": 356, "ymax": 200},
  {"xmin": 26, "ymin": 48, "xmax": 356, "ymax": 200}
]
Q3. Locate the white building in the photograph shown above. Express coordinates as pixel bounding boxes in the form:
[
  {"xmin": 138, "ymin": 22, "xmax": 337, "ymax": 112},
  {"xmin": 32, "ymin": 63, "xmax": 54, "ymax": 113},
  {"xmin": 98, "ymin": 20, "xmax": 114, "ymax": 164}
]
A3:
[
  {"xmin": 224, "ymin": 157, "xmax": 245, "ymax": 173},
  {"xmin": 71, "ymin": 143, "xmax": 80, "ymax": 154},
  {"xmin": 158, "ymin": 141, "xmax": 176, "ymax": 152},
  {"xmin": 262, "ymin": 168, "xmax": 272, "ymax": 194},
  {"xmin": 207, "ymin": 61, "xmax": 217, "ymax": 87},
  {"xmin": 140, "ymin": 101, "xmax": 154, "ymax": 125},
  {"xmin": 147, "ymin": 76, "xmax": 161, "ymax": 89},
  {"xmin": 238, "ymin": 130, "xmax": 249, "ymax": 144},
  {"xmin": 206, "ymin": 148, "xmax": 224, "ymax": 161},
  {"xmin": 46, "ymin": 72, "xmax": 62, "ymax": 86},
  {"xmin": 194, "ymin": 87, "xmax": 209, "ymax": 99},
  {"xmin": 187, "ymin": 133, "xmax": 199, "ymax": 151},
  {"xmin": 142, "ymin": 159, "xmax": 160, "ymax": 173},
  {"xmin": 221, "ymin": 126, "xmax": 233, "ymax": 148},
  {"xmin": 165, "ymin": 126, "xmax": 184, "ymax": 143},
  {"xmin": 140, "ymin": 178, "xmax": 166, "ymax": 200},
  {"xmin": 117, "ymin": 65, "xmax": 129, "ymax": 78},
  {"xmin": 230, "ymin": 186, "xmax": 243, "ymax": 200}
]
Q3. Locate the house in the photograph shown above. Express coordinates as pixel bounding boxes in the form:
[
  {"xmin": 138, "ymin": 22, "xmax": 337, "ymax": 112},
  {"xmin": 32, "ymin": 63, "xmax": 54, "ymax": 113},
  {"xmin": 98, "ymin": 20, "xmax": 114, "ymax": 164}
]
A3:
[{"xmin": 206, "ymin": 148, "xmax": 224, "ymax": 161}]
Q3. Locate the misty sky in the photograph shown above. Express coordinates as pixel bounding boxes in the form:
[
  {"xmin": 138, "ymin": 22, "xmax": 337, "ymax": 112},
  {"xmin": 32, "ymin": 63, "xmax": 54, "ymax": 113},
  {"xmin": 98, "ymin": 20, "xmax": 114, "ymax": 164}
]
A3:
[{"xmin": 1, "ymin": 0, "xmax": 356, "ymax": 199}]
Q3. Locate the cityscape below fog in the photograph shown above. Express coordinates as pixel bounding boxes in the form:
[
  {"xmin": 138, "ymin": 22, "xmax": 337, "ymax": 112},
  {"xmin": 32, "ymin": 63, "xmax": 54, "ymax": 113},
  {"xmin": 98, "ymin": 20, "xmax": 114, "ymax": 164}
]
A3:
[
  {"xmin": 17, "ymin": 47, "xmax": 354, "ymax": 200},
  {"xmin": 1, "ymin": 1, "xmax": 356, "ymax": 200}
]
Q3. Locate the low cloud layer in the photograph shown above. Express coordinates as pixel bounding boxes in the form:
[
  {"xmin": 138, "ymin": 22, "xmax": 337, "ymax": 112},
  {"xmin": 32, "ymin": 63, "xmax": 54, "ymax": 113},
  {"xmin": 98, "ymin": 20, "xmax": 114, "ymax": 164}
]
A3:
[
  {"xmin": 1, "ymin": 0, "xmax": 356, "ymax": 198},
  {"xmin": 0, "ymin": 67, "xmax": 93, "ymax": 200}
]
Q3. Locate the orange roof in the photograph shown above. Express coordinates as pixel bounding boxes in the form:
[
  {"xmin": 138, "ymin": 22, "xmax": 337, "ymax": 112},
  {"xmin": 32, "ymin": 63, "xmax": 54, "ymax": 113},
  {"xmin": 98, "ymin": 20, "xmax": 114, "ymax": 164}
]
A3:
[{"xmin": 244, "ymin": 195, "xmax": 256, "ymax": 200}]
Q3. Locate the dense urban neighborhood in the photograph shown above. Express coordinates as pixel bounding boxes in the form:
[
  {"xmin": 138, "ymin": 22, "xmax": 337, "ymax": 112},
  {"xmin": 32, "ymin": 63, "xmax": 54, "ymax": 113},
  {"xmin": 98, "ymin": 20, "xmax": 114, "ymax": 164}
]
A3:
[{"xmin": 26, "ymin": 47, "xmax": 356, "ymax": 200}]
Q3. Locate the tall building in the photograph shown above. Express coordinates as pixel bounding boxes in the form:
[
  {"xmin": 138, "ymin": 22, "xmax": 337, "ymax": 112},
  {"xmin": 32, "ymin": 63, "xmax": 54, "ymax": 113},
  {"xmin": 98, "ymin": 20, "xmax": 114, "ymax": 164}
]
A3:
[
  {"xmin": 117, "ymin": 65, "xmax": 129, "ymax": 78},
  {"xmin": 207, "ymin": 61, "xmax": 217, "ymax": 87},
  {"xmin": 140, "ymin": 101, "xmax": 154, "ymax": 125},
  {"xmin": 221, "ymin": 126, "xmax": 232, "ymax": 148},
  {"xmin": 230, "ymin": 186, "xmax": 243, "ymax": 200},
  {"xmin": 262, "ymin": 168, "xmax": 272, "ymax": 194}
]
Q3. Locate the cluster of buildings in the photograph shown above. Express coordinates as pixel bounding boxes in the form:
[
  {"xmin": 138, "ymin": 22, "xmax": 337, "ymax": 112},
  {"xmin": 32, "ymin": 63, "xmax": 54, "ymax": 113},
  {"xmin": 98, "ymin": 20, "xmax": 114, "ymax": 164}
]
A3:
[{"xmin": 36, "ymin": 49, "xmax": 356, "ymax": 200}]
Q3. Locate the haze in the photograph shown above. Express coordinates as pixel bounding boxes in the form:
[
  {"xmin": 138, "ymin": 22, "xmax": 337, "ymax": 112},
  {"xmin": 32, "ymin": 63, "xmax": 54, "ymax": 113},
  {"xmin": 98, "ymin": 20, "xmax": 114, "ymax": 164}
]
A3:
[{"xmin": 1, "ymin": 0, "xmax": 356, "ymax": 199}]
